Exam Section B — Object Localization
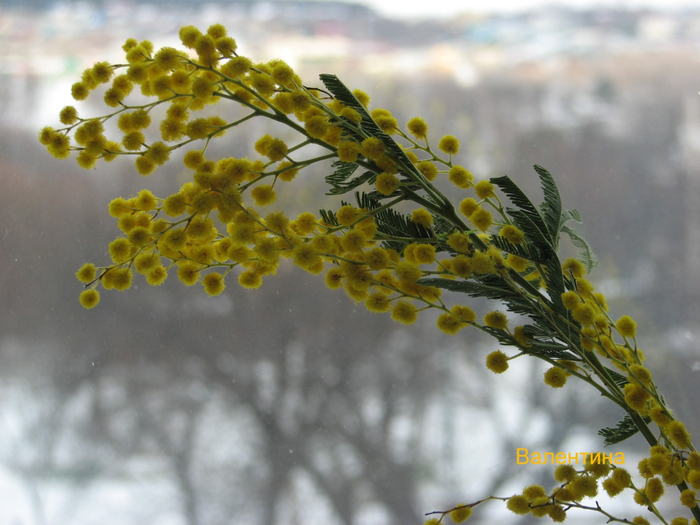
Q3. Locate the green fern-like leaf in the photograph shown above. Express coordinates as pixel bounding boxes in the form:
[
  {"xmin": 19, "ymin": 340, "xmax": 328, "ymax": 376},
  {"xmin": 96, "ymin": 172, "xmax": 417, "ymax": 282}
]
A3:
[
  {"xmin": 325, "ymin": 161, "xmax": 359, "ymax": 194},
  {"xmin": 491, "ymin": 175, "xmax": 552, "ymax": 242},
  {"xmin": 561, "ymin": 208, "xmax": 582, "ymax": 225},
  {"xmin": 489, "ymin": 235, "xmax": 548, "ymax": 264},
  {"xmin": 561, "ymin": 224, "xmax": 598, "ymax": 272},
  {"xmin": 534, "ymin": 164, "xmax": 563, "ymax": 241},
  {"xmin": 599, "ymin": 414, "xmax": 650, "ymax": 446},
  {"xmin": 318, "ymin": 208, "xmax": 340, "ymax": 226}
]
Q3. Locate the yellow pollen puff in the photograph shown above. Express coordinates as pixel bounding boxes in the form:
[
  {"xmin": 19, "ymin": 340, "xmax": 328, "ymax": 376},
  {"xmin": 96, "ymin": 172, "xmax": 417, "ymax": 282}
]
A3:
[
  {"xmin": 544, "ymin": 367, "xmax": 567, "ymax": 388},
  {"xmin": 417, "ymin": 161, "xmax": 438, "ymax": 181},
  {"xmin": 71, "ymin": 81, "xmax": 89, "ymax": 100},
  {"xmin": 438, "ymin": 134, "xmax": 460, "ymax": 155},
  {"xmin": 562, "ymin": 258, "xmax": 586, "ymax": 278},
  {"xmin": 688, "ymin": 471, "xmax": 700, "ymax": 490},
  {"xmin": 572, "ymin": 302, "xmax": 596, "ymax": 326},
  {"xmin": 374, "ymin": 114, "xmax": 398, "ymax": 134},
  {"xmin": 500, "ymin": 225, "xmax": 525, "ymax": 244},
  {"xmin": 681, "ymin": 489, "xmax": 697, "ymax": 508},
  {"xmin": 687, "ymin": 452, "xmax": 700, "ymax": 471},
  {"xmin": 448, "ymin": 165, "xmax": 473, "ymax": 188},
  {"xmin": 59, "ymin": 105, "xmax": 79, "ymax": 125},
  {"xmin": 178, "ymin": 25, "xmax": 201, "ymax": 47},
  {"xmin": 561, "ymin": 291, "xmax": 581, "ymax": 311},
  {"xmin": 394, "ymin": 261, "xmax": 422, "ymax": 283},
  {"xmin": 238, "ymin": 270, "xmax": 263, "ymax": 289},
  {"xmin": 311, "ymin": 235, "xmax": 335, "ymax": 254},
  {"xmin": 602, "ymin": 478, "xmax": 624, "ymax": 498},
  {"xmin": 163, "ymin": 194, "xmax": 187, "ymax": 217},
  {"xmin": 134, "ymin": 252, "xmax": 160, "ymax": 274},
  {"xmin": 506, "ymin": 496, "xmax": 530, "ymax": 515},
  {"xmin": 340, "ymin": 107, "xmax": 362, "ymax": 124},
  {"xmin": 391, "ymin": 300, "xmax": 418, "ymax": 325},
  {"xmin": 624, "ymin": 383, "xmax": 650, "ymax": 412},
  {"xmin": 649, "ymin": 404, "xmax": 672, "ymax": 427},
  {"xmin": 475, "ymin": 180, "xmax": 496, "ymax": 199},
  {"xmin": 413, "ymin": 244, "xmax": 436, "ymax": 265},
  {"xmin": 667, "ymin": 420, "xmax": 692, "ymax": 449},
  {"xmin": 411, "ymin": 208, "xmax": 433, "ymax": 228},
  {"xmin": 437, "ymin": 312, "xmax": 465, "ymax": 335},
  {"xmin": 250, "ymin": 185, "xmax": 277, "ymax": 206},
  {"xmin": 76, "ymin": 151, "xmax": 97, "ymax": 170},
  {"xmin": 109, "ymin": 238, "xmax": 132, "ymax": 263},
  {"xmin": 324, "ymin": 267, "xmax": 344, "ymax": 289},
  {"xmin": 523, "ymin": 485, "xmax": 547, "ymax": 501},
  {"xmin": 265, "ymin": 138, "xmax": 288, "ymax": 162},
  {"xmin": 365, "ymin": 292, "xmax": 391, "ymax": 313},
  {"xmin": 407, "ymin": 116, "xmax": 428, "ymax": 139},
  {"xmin": 351, "ymin": 88, "xmax": 370, "ymax": 107},
  {"xmin": 484, "ymin": 311, "xmax": 508, "ymax": 330},
  {"xmin": 340, "ymin": 229, "xmax": 367, "ymax": 253},
  {"xmin": 444, "ymin": 232, "xmax": 468, "ymax": 254},
  {"xmin": 629, "ymin": 365, "xmax": 652, "ymax": 387},
  {"xmin": 470, "ymin": 251, "xmax": 494, "ymax": 274},
  {"xmin": 323, "ymin": 126, "xmax": 343, "ymax": 146},
  {"xmin": 338, "ymin": 141, "xmax": 361, "ymax": 163},
  {"xmin": 645, "ymin": 478, "xmax": 664, "ymax": 503},
  {"xmin": 376, "ymin": 172, "xmax": 399, "ymax": 196},
  {"xmin": 305, "ymin": 116, "xmax": 329, "ymax": 139},
  {"xmin": 336, "ymin": 205, "xmax": 359, "ymax": 227},
  {"xmin": 134, "ymin": 189, "xmax": 158, "ymax": 211},
  {"xmin": 486, "ymin": 350, "xmax": 509, "ymax": 374},
  {"xmin": 270, "ymin": 61, "xmax": 296, "ymax": 87},
  {"xmin": 292, "ymin": 243, "xmax": 321, "ymax": 270},
  {"xmin": 111, "ymin": 267, "xmax": 133, "ymax": 291},
  {"xmin": 616, "ymin": 315, "xmax": 637, "ymax": 338},
  {"xmin": 459, "ymin": 198, "xmax": 479, "ymax": 218},
  {"xmin": 202, "ymin": 272, "xmax": 225, "ymax": 296},
  {"xmin": 127, "ymin": 226, "xmax": 151, "ymax": 247},
  {"xmin": 554, "ymin": 464, "xmax": 577, "ymax": 483},
  {"xmin": 470, "ymin": 207, "xmax": 493, "ymax": 232},
  {"xmin": 277, "ymin": 161, "xmax": 299, "ymax": 182},
  {"xmin": 366, "ymin": 246, "xmax": 390, "ymax": 270},
  {"xmin": 293, "ymin": 212, "xmax": 317, "ymax": 235},
  {"xmin": 108, "ymin": 197, "xmax": 132, "ymax": 218},
  {"xmin": 76, "ymin": 263, "xmax": 97, "ymax": 283},
  {"xmin": 79, "ymin": 289, "xmax": 100, "ymax": 309},
  {"xmin": 361, "ymin": 137, "xmax": 384, "ymax": 160},
  {"xmin": 122, "ymin": 131, "xmax": 145, "ymax": 152},
  {"xmin": 449, "ymin": 506, "xmax": 472, "ymax": 524}
]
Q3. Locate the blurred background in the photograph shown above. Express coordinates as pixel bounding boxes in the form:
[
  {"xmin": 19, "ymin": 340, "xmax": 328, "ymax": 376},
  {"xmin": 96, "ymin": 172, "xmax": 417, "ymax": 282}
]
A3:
[{"xmin": 1, "ymin": 0, "xmax": 700, "ymax": 524}]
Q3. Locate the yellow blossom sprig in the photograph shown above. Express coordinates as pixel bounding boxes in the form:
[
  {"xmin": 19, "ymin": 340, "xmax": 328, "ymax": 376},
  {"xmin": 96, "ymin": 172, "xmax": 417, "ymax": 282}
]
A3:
[{"xmin": 46, "ymin": 24, "xmax": 699, "ymax": 525}]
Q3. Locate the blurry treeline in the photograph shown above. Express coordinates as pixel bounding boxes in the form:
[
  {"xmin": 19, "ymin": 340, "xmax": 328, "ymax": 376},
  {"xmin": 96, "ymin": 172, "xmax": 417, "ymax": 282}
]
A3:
[{"xmin": 2, "ymin": 7, "xmax": 700, "ymax": 525}]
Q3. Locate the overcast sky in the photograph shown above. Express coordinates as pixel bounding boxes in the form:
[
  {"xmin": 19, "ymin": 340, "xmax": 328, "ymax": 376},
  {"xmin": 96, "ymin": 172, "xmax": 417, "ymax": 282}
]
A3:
[{"xmin": 355, "ymin": 0, "xmax": 700, "ymax": 19}]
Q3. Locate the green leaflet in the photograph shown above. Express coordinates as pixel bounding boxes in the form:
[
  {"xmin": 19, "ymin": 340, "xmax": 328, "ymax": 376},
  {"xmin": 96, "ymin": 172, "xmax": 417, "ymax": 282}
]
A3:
[
  {"xmin": 417, "ymin": 276, "xmax": 537, "ymax": 319},
  {"xmin": 318, "ymin": 208, "xmax": 339, "ymax": 226},
  {"xmin": 489, "ymin": 234, "xmax": 548, "ymax": 264},
  {"xmin": 491, "ymin": 174, "xmax": 553, "ymax": 248},
  {"xmin": 534, "ymin": 164, "xmax": 563, "ymax": 240},
  {"xmin": 561, "ymin": 224, "xmax": 598, "ymax": 272},
  {"xmin": 325, "ymin": 160, "xmax": 359, "ymax": 195},
  {"xmin": 327, "ymin": 170, "xmax": 377, "ymax": 196},
  {"xmin": 599, "ymin": 414, "xmax": 650, "ymax": 446}
]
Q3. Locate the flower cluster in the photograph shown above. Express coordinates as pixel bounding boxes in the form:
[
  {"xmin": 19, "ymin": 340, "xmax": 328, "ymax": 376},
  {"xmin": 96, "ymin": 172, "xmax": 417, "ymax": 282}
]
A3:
[
  {"xmin": 43, "ymin": 24, "xmax": 698, "ymax": 525},
  {"xmin": 431, "ymin": 450, "xmax": 700, "ymax": 525}
]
